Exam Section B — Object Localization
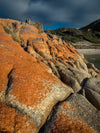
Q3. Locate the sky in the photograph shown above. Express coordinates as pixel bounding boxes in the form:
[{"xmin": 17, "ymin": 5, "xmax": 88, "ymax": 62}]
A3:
[{"xmin": 0, "ymin": 0, "xmax": 100, "ymax": 30}]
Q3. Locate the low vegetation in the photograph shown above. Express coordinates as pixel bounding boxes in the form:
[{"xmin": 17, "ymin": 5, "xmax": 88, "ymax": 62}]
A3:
[
  {"xmin": 11, "ymin": 33, "xmax": 21, "ymax": 43},
  {"xmin": 83, "ymin": 31, "xmax": 100, "ymax": 43},
  {"xmin": 3, "ymin": 24, "xmax": 21, "ymax": 43},
  {"xmin": 3, "ymin": 24, "xmax": 13, "ymax": 34}
]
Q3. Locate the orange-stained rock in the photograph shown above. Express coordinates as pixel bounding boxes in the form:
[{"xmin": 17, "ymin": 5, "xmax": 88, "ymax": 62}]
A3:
[
  {"xmin": 0, "ymin": 103, "xmax": 16, "ymax": 133},
  {"xmin": 0, "ymin": 18, "xmax": 21, "ymax": 26},
  {"xmin": 27, "ymin": 46, "xmax": 43, "ymax": 60},
  {"xmin": 0, "ymin": 18, "xmax": 99, "ymax": 133},
  {"xmin": 41, "ymin": 94, "xmax": 100, "ymax": 133},
  {"xmin": 0, "ymin": 103, "xmax": 37, "ymax": 133},
  {"xmin": 0, "ymin": 18, "xmax": 79, "ymax": 62},
  {"xmin": 0, "ymin": 19, "xmax": 73, "ymax": 132}
]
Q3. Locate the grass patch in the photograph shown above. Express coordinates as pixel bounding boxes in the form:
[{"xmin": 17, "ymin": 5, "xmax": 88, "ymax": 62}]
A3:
[
  {"xmin": 3, "ymin": 24, "xmax": 13, "ymax": 34},
  {"xmin": 3, "ymin": 24, "xmax": 21, "ymax": 43},
  {"xmin": 11, "ymin": 33, "xmax": 21, "ymax": 43},
  {"xmin": 83, "ymin": 31, "xmax": 100, "ymax": 43},
  {"xmin": 63, "ymin": 35, "xmax": 83, "ymax": 43}
]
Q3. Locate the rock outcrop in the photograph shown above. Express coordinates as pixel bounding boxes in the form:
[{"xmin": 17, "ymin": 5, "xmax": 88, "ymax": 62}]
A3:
[
  {"xmin": 41, "ymin": 94, "xmax": 100, "ymax": 133},
  {"xmin": 0, "ymin": 18, "xmax": 100, "ymax": 133}
]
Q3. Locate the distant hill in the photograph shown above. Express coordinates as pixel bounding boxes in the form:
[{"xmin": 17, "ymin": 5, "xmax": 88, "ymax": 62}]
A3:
[
  {"xmin": 45, "ymin": 19, "xmax": 100, "ymax": 47},
  {"xmin": 81, "ymin": 19, "xmax": 100, "ymax": 31}
]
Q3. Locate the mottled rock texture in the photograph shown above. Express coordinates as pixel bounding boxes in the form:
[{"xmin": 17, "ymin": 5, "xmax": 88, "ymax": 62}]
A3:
[
  {"xmin": 83, "ymin": 78, "xmax": 100, "ymax": 110},
  {"xmin": 0, "ymin": 18, "xmax": 100, "ymax": 133},
  {"xmin": 41, "ymin": 94, "xmax": 100, "ymax": 133}
]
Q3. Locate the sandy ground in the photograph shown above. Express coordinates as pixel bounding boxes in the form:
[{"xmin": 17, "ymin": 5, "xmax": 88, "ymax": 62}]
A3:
[{"xmin": 77, "ymin": 49, "xmax": 100, "ymax": 55}]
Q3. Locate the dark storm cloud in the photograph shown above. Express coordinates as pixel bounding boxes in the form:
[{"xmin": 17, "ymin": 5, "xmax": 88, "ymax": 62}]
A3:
[{"xmin": 0, "ymin": 0, "xmax": 100, "ymax": 28}]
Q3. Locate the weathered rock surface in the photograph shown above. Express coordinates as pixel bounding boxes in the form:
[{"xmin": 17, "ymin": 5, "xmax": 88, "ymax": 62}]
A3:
[
  {"xmin": 0, "ymin": 20, "xmax": 73, "ymax": 132},
  {"xmin": 41, "ymin": 94, "xmax": 100, "ymax": 133},
  {"xmin": 0, "ymin": 18, "xmax": 100, "ymax": 133},
  {"xmin": 83, "ymin": 78, "xmax": 100, "ymax": 110}
]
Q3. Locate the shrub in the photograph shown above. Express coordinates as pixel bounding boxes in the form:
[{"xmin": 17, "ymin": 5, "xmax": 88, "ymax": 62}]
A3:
[
  {"xmin": 3, "ymin": 24, "xmax": 21, "ymax": 43},
  {"xmin": 11, "ymin": 33, "xmax": 21, "ymax": 43},
  {"xmin": 3, "ymin": 24, "xmax": 13, "ymax": 34}
]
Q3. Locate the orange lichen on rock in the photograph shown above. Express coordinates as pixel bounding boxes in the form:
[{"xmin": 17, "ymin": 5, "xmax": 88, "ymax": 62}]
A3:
[
  {"xmin": 0, "ymin": 18, "xmax": 21, "ymax": 27},
  {"xmin": 46, "ymin": 38, "xmax": 79, "ymax": 61},
  {"xmin": 50, "ymin": 114, "xmax": 95, "ymax": 133},
  {"xmin": 0, "ymin": 18, "xmax": 80, "ymax": 62},
  {"xmin": 42, "ymin": 94, "xmax": 100, "ymax": 133},
  {"xmin": 0, "ymin": 103, "xmax": 37, "ymax": 133},
  {"xmin": 0, "ymin": 63, "xmax": 13, "ymax": 93},
  {"xmin": 0, "ymin": 19, "xmax": 74, "ymax": 132},
  {"xmin": 0, "ymin": 18, "xmax": 99, "ymax": 133},
  {"xmin": 50, "ymin": 101, "xmax": 95, "ymax": 133},
  {"xmin": 14, "ymin": 114, "xmax": 37, "ymax": 133},
  {"xmin": 8, "ymin": 62, "xmax": 59, "ymax": 106},
  {"xmin": 0, "ymin": 103, "xmax": 16, "ymax": 133},
  {"xmin": 1, "ymin": 18, "xmax": 79, "ymax": 61}
]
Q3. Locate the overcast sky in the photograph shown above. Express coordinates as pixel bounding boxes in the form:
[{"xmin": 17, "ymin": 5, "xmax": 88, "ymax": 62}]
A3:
[{"xmin": 0, "ymin": 0, "xmax": 100, "ymax": 30}]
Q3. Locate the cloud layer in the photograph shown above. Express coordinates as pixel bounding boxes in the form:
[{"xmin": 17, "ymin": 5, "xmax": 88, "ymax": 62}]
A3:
[{"xmin": 0, "ymin": 0, "xmax": 100, "ymax": 29}]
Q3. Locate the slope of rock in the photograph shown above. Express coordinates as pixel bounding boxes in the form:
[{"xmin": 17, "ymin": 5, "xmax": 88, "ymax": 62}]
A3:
[
  {"xmin": 0, "ymin": 20, "xmax": 73, "ymax": 133},
  {"xmin": 41, "ymin": 93, "xmax": 100, "ymax": 133},
  {"xmin": 0, "ymin": 18, "xmax": 100, "ymax": 133}
]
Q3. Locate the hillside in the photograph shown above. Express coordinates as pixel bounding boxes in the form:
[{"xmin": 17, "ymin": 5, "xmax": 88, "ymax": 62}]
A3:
[
  {"xmin": 45, "ymin": 19, "xmax": 100, "ymax": 48},
  {"xmin": 81, "ymin": 19, "xmax": 100, "ymax": 31},
  {"xmin": 0, "ymin": 18, "xmax": 100, "ymax": 133}
]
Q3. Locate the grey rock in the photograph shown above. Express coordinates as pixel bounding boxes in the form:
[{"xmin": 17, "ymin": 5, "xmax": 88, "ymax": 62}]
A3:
[
  {"xmin": 55, "ymin": 62, "xmax": 67, "ymax": 71},
  {"xmin": 84, "ymin": 78, "xmax": 100, "ymax": 94},
  {"xmin": 87, "ymin": 62, "xmax": 100, "ymax": 73},
  {"xmin": 56, "ymin": 62, "xmax": 90, "ymax": 92},
  {"xmin": 85, "ymin": 88, "xmax": 100, "ymax": 110},
  {"xmin": 88, "ymin": 68, "xmax": 98, "ymax": 77},
  {"xmin": 87, "ymin": 62, "xmax": 100, "ymax": 77},
  {"xmin": 74, "ymin": 57, "xmax": 88, "ymax": 72},
  {"xmin": 69, "ymin": 68, "xmax": 89, "ymax": 84},
  {"xmin": 48, "ymin": 61, "xmax": 60, "ymax": 78},
  {"xmin": 83, "ymin": 78, "xmax": 100, "ymax": 110},
  {"xmin": 40, "ymin": 93, "xmax": 100, "ymax": 133},
  {"xmin": 59, "ymin": 68, "xmax": 81, "ymax": 92}
]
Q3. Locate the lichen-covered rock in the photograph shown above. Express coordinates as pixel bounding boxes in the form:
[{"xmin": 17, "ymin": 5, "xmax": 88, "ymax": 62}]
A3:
[
  {"xmin": 41, "ymin": 94, "xmax": 100, "ymax": 133},
  {"xmin": 0, "ymin": 18, "xmax": 100, "ymax": 133},
  {"xmin": 0, "ymin": 19, "xmax": 73, "ymax": 133},
  {"xmin": 0, "ymin": 103, "xmax": 37, "ymax": 133}
]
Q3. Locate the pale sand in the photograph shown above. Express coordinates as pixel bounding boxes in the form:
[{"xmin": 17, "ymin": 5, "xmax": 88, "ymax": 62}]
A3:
[{"xmin": 77, "ymin": 49, "xmax": 100, "ymax": 55}]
